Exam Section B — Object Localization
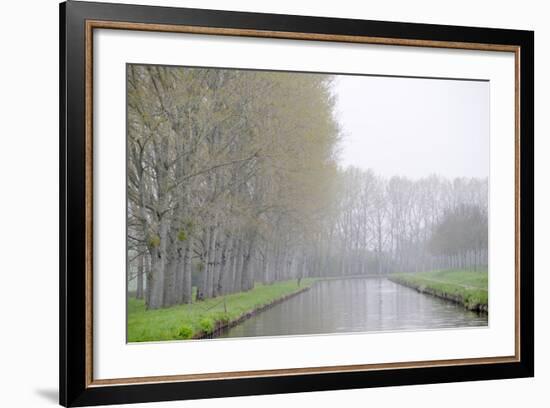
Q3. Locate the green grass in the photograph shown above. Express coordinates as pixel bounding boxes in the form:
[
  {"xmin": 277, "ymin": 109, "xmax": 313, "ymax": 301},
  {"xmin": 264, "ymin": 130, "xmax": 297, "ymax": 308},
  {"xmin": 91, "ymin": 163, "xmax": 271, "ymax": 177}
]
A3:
[
  {"xmin": 127, "ymin": 279, "xmax": 317, "ymax": 342},
  {"xmin": 390, "ymin": 269, "xmax": 488, "ymax": 312}
]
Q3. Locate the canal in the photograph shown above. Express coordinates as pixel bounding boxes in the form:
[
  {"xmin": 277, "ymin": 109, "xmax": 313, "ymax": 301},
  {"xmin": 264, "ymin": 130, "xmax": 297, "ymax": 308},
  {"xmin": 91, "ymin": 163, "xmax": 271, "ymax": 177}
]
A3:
[{"xmin": 218, "ymin": 278, "xmax": 487, "ymax": 339}]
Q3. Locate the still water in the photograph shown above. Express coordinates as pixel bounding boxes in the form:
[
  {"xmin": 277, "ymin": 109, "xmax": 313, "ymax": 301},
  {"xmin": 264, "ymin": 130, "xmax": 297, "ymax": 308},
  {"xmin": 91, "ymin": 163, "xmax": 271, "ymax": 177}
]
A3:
[{"xmin": 218, "ymin": 278, "xmax": 487, "ymax": 339}]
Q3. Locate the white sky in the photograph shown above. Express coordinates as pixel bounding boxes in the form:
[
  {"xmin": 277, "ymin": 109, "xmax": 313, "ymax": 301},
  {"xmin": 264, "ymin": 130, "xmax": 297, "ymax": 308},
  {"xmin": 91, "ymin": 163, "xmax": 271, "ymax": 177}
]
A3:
[{"xmin": 333, "ymin": 75, "xmax": 489, "ymax": 179}]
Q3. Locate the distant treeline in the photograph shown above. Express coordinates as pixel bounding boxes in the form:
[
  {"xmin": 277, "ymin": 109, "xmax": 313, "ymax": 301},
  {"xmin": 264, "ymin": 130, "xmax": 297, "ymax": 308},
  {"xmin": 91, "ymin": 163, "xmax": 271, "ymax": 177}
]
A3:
[
  {"xmin": 127, "ymin": 65, "xmax": 488, "ymax": 310},
  {"xmin": 334, "ymin": 169, "xmax": 487, "ymax": 276}
]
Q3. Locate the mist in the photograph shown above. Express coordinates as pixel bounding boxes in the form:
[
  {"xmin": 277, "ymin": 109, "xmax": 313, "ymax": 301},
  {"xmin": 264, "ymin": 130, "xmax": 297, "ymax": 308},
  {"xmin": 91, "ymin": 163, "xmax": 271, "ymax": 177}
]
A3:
[{"xmin": 333, "ymin": 75, "xmax": 489, "ymax": 179}]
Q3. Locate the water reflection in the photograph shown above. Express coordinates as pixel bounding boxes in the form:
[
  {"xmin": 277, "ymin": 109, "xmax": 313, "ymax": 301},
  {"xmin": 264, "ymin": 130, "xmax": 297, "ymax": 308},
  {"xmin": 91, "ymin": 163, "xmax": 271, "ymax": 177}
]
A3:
[{"xmin": 218, "ymin": 278, "xmax": 487, "ymax": 339}]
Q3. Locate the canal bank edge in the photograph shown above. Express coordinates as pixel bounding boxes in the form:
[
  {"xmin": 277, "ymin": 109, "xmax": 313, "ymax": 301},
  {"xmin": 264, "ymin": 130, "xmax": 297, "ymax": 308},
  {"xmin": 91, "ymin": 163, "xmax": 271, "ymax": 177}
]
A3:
[
  {"xmin": 388, "ymin": 275, "xmax": 488, "ymax": 314},
  {"xmin": 195, "ymin": 285, "xmax": 313, "ymax": 339}
]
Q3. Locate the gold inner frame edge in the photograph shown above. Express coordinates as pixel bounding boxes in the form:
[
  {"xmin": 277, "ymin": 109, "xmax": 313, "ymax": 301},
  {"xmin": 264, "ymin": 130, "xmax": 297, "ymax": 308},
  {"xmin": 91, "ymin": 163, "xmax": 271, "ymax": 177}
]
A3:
[{"xmin": 84, "ymin": 19, "xmax": 522, "ymax": 388}]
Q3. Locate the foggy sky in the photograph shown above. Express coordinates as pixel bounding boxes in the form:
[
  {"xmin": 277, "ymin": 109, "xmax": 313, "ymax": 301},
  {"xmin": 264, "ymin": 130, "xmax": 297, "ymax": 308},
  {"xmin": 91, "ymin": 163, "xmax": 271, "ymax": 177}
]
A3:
[{"xmin": 333, "ymin": 75, "xmax": 489, "ymax": 179}]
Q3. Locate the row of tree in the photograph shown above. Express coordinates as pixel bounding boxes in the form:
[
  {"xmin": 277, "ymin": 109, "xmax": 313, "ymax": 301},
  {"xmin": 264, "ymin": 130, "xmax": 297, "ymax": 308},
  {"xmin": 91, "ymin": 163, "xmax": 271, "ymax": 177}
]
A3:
[
  {"xmin": 127, "ymin": 65, "xmax": 488, "ymax": 310},
  {"xmin": 330, "ymin": 170, "xmax": 488, "ymax": 276},
  {"xmin": 127, "ymin": 65, "xmax": 339, "ymax": 309}
]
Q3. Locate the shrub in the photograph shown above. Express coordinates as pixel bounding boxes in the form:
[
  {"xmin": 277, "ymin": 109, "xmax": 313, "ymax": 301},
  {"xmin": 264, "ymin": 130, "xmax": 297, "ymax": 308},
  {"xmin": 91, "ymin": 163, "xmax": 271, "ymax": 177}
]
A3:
[
  {"xmin": 176, "ymin": 324, "xmax": 194, "ymax": 339},
  {"xmin": 214, "ymin": 312, "xmax": 231, "ymax": 324},
  {"xmin": 199, "ymin": 317, "xmax": 215, "ymax": 334}
]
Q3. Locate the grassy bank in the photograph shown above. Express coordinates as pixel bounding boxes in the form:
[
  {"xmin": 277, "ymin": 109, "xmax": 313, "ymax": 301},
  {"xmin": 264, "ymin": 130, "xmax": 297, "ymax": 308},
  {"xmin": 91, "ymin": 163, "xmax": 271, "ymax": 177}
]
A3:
[
  {"xmin": 128, "ymin": 278, "xmax": 317, "ymax": 342},
  {"xmin": 389, "ymin": 269, "xmax": 488, "ymax": 312}
]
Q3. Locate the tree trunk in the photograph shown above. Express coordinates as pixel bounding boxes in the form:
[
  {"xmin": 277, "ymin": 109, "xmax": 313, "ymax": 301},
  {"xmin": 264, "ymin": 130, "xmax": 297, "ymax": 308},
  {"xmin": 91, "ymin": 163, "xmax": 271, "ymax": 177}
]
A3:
[
  {"xmin": 136, "ymin": 253, "xmax": 144, "ymax": 299},
  {"xmin": 147, "ymin": 245, "xmax": 165, "ymax": 310},
  {"xmin": 206, "ymin": 225, "xmax": 218, "ymax": 298},
  {"xmin": 197, "ymin": 227, "xmax": 210, "ymax": 301},
  {"xmin": 234, "ymin": 234, "xmax": 244, "ymax": 292},
  {"xmin": 181, "ymin": 236, "xmax": 194, "ymax": 303}
]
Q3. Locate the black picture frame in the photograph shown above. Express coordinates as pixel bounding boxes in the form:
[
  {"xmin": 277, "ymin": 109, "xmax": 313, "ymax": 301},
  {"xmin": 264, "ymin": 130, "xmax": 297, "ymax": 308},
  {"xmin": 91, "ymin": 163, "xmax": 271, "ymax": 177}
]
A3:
[{"xmin": 60, "ymin": 1, "xmax": 534, "ymax": 406}]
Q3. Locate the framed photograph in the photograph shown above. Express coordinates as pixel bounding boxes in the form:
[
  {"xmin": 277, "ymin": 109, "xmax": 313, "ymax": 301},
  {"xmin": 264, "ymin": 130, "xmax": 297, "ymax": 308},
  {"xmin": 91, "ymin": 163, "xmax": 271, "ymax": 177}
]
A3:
[{"xmin": 60, "ymin": 1, "xmax": 534, "ymax": 406}]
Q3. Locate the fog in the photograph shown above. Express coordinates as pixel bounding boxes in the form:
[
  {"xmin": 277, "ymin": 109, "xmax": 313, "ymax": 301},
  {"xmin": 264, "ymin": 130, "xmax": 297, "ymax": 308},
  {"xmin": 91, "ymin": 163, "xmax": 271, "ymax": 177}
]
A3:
[
  {"xmin": 127, "ymin": 66, "xmax": 490, "ymax": 325},
  {"xmin": 333, "ymin": 75, "xmax": 489, "ymax": 179}
]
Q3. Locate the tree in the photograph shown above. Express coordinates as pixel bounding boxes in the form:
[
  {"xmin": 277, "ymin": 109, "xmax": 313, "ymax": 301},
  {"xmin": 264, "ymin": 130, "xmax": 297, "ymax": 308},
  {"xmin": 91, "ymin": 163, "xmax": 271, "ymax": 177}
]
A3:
[{"xmin": 126, "ymin": 64, "xmax": 489, "ymax": 310}]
